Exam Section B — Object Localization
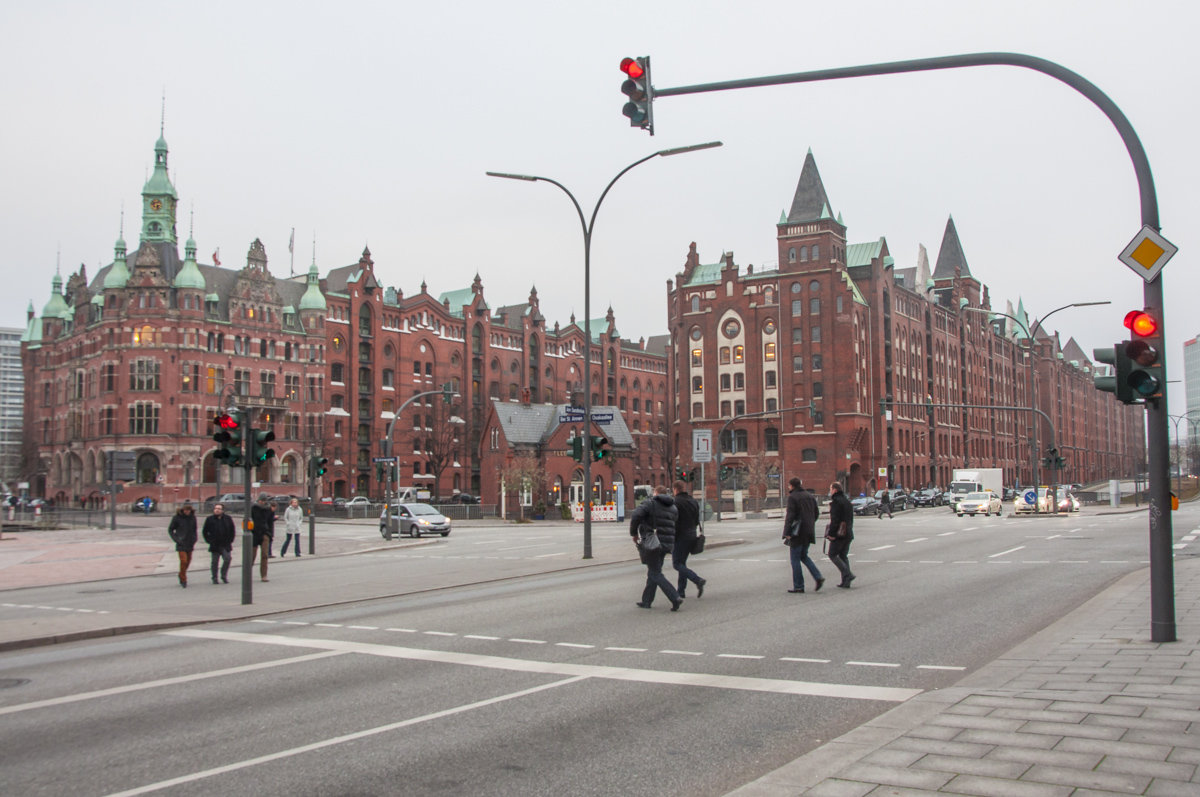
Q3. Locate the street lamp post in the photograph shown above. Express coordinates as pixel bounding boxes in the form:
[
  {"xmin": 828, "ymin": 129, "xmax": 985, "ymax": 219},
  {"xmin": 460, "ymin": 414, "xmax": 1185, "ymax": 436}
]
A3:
[
  {"xmin": 382, "ymin": 386, "xmax": 459, "ymax": 540},
  {"xmin": 488, "ymin": 141, "xmax": 722, "ymax": 558},
  {"xmin": 963, "ymin": 301, "xmax": 1110, "ymax": 487}
]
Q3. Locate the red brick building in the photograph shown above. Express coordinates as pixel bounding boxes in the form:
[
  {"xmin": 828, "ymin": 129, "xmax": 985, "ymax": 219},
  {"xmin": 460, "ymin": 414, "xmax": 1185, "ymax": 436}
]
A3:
[{"xmin": 667, "ymin": 152, "xmax": 1145, "ymax": 499}]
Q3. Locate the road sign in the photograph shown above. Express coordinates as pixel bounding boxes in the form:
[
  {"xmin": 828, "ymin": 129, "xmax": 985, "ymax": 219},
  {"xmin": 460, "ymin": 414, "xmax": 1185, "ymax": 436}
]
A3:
[
  {"xmin": 878, "ymin": 467, "xmax": 887, "ymax": 478},
  {"xmin": 372, "ymin": 456, "xmax": 398, "ymax": 464},
  {"xmin": 107, "ymin": 451, "xmax": 137, "ymax": 482},
  {"xmin": 590, "ymin": 411, "xmax": 614, "ymax": 424},
  {"xmin": 692, "ymin": 429, "xmax": 712, "ymax": 463},
  {"xmin": 1119, "ymin": 225, "xmax": 1177, "ymax": 283}
]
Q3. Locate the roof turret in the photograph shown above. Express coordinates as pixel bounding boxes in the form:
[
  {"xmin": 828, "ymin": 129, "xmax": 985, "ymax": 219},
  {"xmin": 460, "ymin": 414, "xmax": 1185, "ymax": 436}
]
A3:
[
  {"xmin": 173, "ymin": 233, "xmax": 206, "ymax": 290},
  {"xmin": 41, "ymin": 273, "xmax": 70, "ymax": 319},
  {"xmin": 298, "ymin": 260, "xmax": 327, "ymax": 312}
]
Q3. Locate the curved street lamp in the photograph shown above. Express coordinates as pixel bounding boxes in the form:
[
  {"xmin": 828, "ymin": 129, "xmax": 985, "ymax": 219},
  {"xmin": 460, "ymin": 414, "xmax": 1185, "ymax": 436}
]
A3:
[{"xmin": 488, "ymin": 141, "xmax": 722, "ymax": 558}]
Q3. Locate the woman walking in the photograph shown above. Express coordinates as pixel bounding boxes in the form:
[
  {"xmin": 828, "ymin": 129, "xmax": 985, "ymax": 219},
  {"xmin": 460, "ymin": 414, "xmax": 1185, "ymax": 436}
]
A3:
[{"xmin": 281, "ymin": 497, "xmax": 304, "ymax": 556}]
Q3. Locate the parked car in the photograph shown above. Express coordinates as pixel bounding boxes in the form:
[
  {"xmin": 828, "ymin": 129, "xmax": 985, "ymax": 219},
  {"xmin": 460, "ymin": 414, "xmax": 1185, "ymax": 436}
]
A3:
[
  {"xmin": 874, "ymin": 489, "xmax": 915, "ymax": 511},
  {"xmin": 442, "ymin": 493, "xmax": 478, "ymax": 504},
  {"xmin": 379, "ymin": 502, "xmax": 452, "ymax": 538},
  {"xmin": 957, "ymin": 491, "xmax": 1003, "ymax": 517},
  {"xmin": 342, "ymin": 496, "xmax": 371, "ymax": 508},
  {"xmin": 851, "ymin": 495, "xmax": 879, "ymax": 516},
  {"xmin": 131, "ymin": 496, "xmax": 157, "ymax": 513}
]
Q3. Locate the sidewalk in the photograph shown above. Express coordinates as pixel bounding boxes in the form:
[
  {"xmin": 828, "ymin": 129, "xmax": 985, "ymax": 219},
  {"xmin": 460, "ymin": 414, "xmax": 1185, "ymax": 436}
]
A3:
[{"xmin": 731, "ymin": 556, "xmax": 1200, "ymax": 796}]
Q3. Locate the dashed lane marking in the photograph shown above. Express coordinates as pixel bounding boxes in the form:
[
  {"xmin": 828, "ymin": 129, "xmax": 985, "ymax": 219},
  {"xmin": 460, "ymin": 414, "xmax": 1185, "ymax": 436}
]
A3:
[
  {"xmin": 847, "ymin": 661, "xmax": 902, "ymax": 668},
  {"xmin": 989, "ymin": 546, "xmax": 1026, "ymax": 558}
]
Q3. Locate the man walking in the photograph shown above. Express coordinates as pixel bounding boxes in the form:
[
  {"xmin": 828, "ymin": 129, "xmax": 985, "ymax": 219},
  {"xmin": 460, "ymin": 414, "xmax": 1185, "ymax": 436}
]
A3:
[
  {"xmin": 202, "ymin": 503, "xmax": 236, "ymax": 584},
  {"xmin": 671, "ymin": 480, "xmax": 706, "ymax": 599},
  {"xmin": 877, "ymin": 488, "xmax": 893, "ymax": 519},
  {"xmin": 250, "ymin": 495, "xmax": 276, "ymax": 582},
  {"xmin": 783, "ymin": 478, "xmax": 824, "ymax": 593},
  {"xmin": 167, "ymin": 500, "xmax": 198, "ymax": 588},
  {"xmin": 826, "ymin": 482, "xmax": 856, "ymax": 588},
  {"xmin": 628, "ymin": 485, "xmax": 683, "ymax": 611}
]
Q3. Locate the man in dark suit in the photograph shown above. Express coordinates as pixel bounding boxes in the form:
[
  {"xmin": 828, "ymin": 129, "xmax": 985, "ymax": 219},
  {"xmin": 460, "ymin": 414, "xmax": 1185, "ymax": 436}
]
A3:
[
  {"xmin": 671, "ymin": 480, "xmax": 706, "ymax": 599},
  {"xmin": 826, "ymin": 482, "xmax": 856, "ymax": 588},
  {"xmin": 202, "ymin": 503, "xmax": 236, "ymax": 584},
  {"xmin": 783, "ymin": 477, "xmax": 824, "ymax": 593}
]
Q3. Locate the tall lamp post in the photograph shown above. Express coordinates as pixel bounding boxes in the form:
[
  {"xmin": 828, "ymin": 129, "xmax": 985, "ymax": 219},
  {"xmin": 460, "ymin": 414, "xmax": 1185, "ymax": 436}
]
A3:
[
  {"xmin": 963, "ymin": 301, "xmax": 1110, "ymax": 486},
  {"xmin": 488, "ymin": 141, "xmax": 722, "ymax": 558}
]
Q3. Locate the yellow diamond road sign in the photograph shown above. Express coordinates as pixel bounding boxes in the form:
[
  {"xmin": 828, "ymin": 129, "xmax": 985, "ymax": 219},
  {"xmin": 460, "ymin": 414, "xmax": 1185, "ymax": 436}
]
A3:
[{"xmin": 1119, "ymin": 225, "xmax": 1177, "ymax": 283}]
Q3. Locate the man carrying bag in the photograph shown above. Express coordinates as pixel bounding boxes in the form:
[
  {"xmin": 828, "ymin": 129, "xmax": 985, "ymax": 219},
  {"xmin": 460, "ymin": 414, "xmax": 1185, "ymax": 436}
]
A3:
[{"xmin": 783, "ymin": 478, "xmax": 824, "ymax": 593}]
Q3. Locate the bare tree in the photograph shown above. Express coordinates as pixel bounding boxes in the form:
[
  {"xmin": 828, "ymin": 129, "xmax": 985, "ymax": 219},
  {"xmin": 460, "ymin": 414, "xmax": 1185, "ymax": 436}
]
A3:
[
  {"xmin": 496, "ymin": 451, "xmax": 547, "ymax": 520},
  {"xmin": 742, "ymin": 450, "xmax": 780, "ymax": 510},
  {"xmin": 424, "ymin": 399, "xmax": 464, "ymax": 499}
]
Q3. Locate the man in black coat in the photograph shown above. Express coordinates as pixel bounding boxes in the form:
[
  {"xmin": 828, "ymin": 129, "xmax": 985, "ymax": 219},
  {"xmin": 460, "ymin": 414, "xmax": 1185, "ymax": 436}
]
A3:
[
  {"xmin": 671, "ymin": 480, "xmax": 706, "ymax": 599},
  {"xmin": 782, "ymin": 478, "xmax": 824, "ymax": 593},
  {"xmin": 202, "ymin": 503, "xmax": 236, "ymax": 584},
  {"xmin": 628, "ymin": 485, "xmax": 683, "ymax": 611},
  {"xmin": 250, "ymin": 495, "xmax": 276, "ymax": 582},
  {"xmin": 825, "ymin": 481, "xmax": 856, "ymax": 588},
  {"xmin": 167, "ymin": 501, "xmax": 198, "ymax": 588}
]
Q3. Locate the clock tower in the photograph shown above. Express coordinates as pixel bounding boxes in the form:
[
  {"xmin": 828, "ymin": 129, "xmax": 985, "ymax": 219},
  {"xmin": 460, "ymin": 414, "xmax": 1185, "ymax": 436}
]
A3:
[{"xmin": 140, "ymin": 129, "xmax": 178, "ymax": 245}]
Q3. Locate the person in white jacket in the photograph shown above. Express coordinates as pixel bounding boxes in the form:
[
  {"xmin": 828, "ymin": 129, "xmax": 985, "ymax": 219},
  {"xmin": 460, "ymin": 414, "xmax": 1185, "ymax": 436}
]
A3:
[{"xmin": 281, "ymin": 497, "xmax": 304, "ymax": 557}]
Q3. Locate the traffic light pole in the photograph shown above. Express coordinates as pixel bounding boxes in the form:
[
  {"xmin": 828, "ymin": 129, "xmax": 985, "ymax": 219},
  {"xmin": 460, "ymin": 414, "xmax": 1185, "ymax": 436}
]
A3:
[
  {"xmin": 488, "ymin": 142, "xmax": 721, "ymax": 558},
  {"xmin": 652, "ymin": 50, "xmax": 1173, "ymax": 641},
  {"xmin": 241, "ymin": 410, "xmax": 256, "ymax": 606}
]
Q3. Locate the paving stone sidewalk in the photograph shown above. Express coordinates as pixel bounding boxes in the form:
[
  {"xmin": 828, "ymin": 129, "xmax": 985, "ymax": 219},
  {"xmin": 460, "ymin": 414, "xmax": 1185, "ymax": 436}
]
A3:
[{"xmin": 731, "ymin": 557, "xmax": 1200, "ymax": 796}]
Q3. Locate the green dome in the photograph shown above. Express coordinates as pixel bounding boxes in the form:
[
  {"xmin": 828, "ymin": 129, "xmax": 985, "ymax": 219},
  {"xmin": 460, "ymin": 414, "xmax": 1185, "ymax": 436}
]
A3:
[
  {"xmin": 298, "ymin": 262, "xmax": 327, "ymax": 311},
  {"xmin": 41, "ymin": 274, "xmax": 69, "ymax": 319},
  {"xmin": 174, "ymin": 238, "xmax": 205, "ymax": 290}
]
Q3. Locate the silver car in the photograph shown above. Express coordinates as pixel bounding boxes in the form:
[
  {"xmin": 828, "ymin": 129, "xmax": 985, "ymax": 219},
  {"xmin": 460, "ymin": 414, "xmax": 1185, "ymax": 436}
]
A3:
[
  {"xmin": 957, "ymin": 491, "xmax": 1003, "ymax": 517},
  {"xmin": 379, "ymin": 502, "xmax": 452, "ymax": 538}
]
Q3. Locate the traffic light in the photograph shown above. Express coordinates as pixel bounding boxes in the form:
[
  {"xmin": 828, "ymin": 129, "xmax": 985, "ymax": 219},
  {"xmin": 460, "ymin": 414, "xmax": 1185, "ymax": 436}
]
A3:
[
  {"xmin": 248, "ymin": 428, "xmax": 276, "ymax": 465},
  {"xmin": 718, "ymin": 465, "xmax": 731, "ymax": 481},
  {"xmin": 1092, "ymin": 345, "xmax": 1133, "ymax": 403},
  {"xmin": 310, "ymin": 456, "xmax": 328, "ymax": 478},
  {"xmin": 570, "ymin": 437, "xmax": 584, "ymax": 463},
  {"xmin": 591, "ymin": 435, "xmax": 611, "ymax": 462},
  {"xmin": 619, "ymin": 56, "xmax": 653, "ymax": 133},
  {"xmin": 212, "ymin": 409, "xmax": 244, "ymax": 467},
  {"xmin": 442, "ymin": 381, "xmax": 454, "ymax": 404},
  {"xmin": 1124, "ymin": 309, "xmax": 1163, "ymax": 403}
]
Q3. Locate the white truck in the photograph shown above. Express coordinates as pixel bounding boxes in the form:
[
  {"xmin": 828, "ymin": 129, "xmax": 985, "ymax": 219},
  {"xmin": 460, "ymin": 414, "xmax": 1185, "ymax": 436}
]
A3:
[{"xmin": 947, "ymin": 468, "xmax": 1003, "ymax": 512}]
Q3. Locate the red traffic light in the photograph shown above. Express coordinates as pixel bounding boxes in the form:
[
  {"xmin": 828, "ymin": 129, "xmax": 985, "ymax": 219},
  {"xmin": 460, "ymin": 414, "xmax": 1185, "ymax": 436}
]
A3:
[
  {"xmin": 1124, "ymin": 310, "xmax": 1158, "ymax": 338},
  {"xmin": 620, "ymin": 57, "xmax": 644, "ymax": 79},
  {"xmin": 216, "ymin": 413, "xmax": 240, "ymax": 430}
]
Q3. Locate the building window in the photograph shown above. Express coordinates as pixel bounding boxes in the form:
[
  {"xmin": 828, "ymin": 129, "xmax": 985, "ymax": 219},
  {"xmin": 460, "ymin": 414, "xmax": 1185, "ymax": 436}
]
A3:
[
  {"xmin": 720, "ymin": 400, "xmax": 731, "ymax": 418},
  {"xmin": 813, "ymin": 411, "xmax": 824, "ymax": 425},
  {"xmin": 181, "ymin": 363, "xmax": 200, "ymax": 393},
  {"xmin": 331, "ymin": 363, "xmax": 344, "ymax": 383},
  {"xmin": 260, "ymin": 372, "xmax": 276, "ymax": 398},
  {"xmin": 765, "ymin": 428, "xmax": 779, "ymax": 452},
  {"xmin": 793, "ymin": 355, "xmax": 804, "ymax": 372},
  {"xmin": 285, "ymin": 374, "xmax": 300, "ymax": 400},
  {"xmin": 763, "ymin": 319, "xmax": 776, "ymax": 335},
  {"xmin": 836, "ymin": 296, "xmax": 843, "ymax": 313},
  {"xmin": 812, "ymin": 382, "xmax": 823, "ymax": 398},
  {"xmin": 692, "ymin": 402, "xmax": 702, "ymax": 418},
  {"xmin": 733, "ymin": 345, "xmax": 744, "ymax": 363},
  {"xmin": 103, "ymin": 407, "xmax": 115, "ymax": 435},
  {"xmin": 734, "ymin": 373, "xmax": 745, "ymax": 390},
  {"xmin": 720, "ymin": 374, "xmax": 731, "ymax": 391},
  {"xmin": 136, "ymin": 452, "xmax": 160, "ymax": 484},
  {"xmin": 129, "ymin": 359, "xmax": 160, "ymax": 392},
  {"xmin": 690, "ymin": 295, "xmax": 700, "ymax": 312},
  {"xmin": 692, "ymin": 376, "xmax": 703, "ymax": 392},
  {"xmin": 722, "ymin": 319, "xmax": 740, "ymax": 339},
  {"xmin": 811, "ymin": 245, "xmax": 819, "ymax": 260},
  {"xmin": 734, "ymin": 400, "xmax": 745, "ymax": 416},
  {"xmin": 765, "ymin": 398, "xmax": 777, "ymax": 412},
  {"xmin": 810, "ymin": 297, "xmax": 820, "ymax": 315},
  {"xmin": 800, "ymin": 246, "xmax": 808, "ymax": 262},
  {"xmin": 691, "ymin": 349, "xmax": 702, "ymax": 367},
  {"xmin": 764, "ymin": 342, "xmax": 776, "ymax": 361},
  {"xmin": 234, "ymin": 369, "xmax": 250, "ymax": 396},
  {"xmin": 791, "ymin": 300, "xmax": 803, "ymax": 316},
  {"xmin": 206, "ymin": 366, "xmax": 224, "ymax": 395},
  {"xmin": 719, "ymin": 347, "xmax": 731, "ymax": 364},
  {"xmin": 690, "ymin": 326, "xmax": 703, "ymax": 341},
  {"xmin": 734, "ymin": 429, "xmax": 748, "ymax": 452},
  {"xmin": 802, "ymin": 448, "xmax": 817, "ymax": 462},
  {"xmin": 103, "ymin": 363, "xmax": 116, "ymax": 392},
  {"xmin": 129, "ymin": 403, "xmax": 159, "ymax": 435},
  {"xmin": 765, "ymin": 370, "xmax": 776, "ymax": 388},
  {"xmin": 812, "ymin": 354, "xmax": 823, "ymax": 370},
  {"xmin": 788, "ymin": 247, "xmax": 796, "ymax": 262}
]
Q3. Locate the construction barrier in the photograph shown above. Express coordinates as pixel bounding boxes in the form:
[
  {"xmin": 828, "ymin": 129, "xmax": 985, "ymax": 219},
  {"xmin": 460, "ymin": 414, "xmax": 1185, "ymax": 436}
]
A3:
[{"xmin": 571, "ymin": 503, "xmax": 618, "ymax": 522}]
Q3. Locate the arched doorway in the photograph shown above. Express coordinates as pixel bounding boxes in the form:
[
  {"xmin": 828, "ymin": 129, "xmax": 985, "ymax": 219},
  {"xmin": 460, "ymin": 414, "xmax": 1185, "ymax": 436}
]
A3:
[{"xmin": 136, "ymin": 452, "xmax": 161, "ymax": 485}]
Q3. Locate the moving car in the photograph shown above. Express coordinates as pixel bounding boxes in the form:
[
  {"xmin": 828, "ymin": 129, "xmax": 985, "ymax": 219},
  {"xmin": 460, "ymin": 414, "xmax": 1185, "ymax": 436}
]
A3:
[
  {"xmin": 912, "ymin": 488, "xmax": 943, "ymax": 507},
  {"xmin": 379, "ymin": 502, "xmax": 452, "ymax": 538},
  {"xmin": 851, "ymin": 495, "xmax": 879, "ymax": 516},
  {"xmin": 957, "ymin": 491, "xmax": 1003, "ymax": 517},
  {"xmin": 874, "ymin": 489, "xmax": 915, "ymax": 511}
]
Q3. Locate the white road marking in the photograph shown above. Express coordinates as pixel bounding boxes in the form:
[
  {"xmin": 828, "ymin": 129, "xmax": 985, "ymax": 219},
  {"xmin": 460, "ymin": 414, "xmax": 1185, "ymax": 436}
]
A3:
[
  {"xmin": 464, "ymin": 635, "xmax": 500, "ymax": 641},
  {"xmin": 781, "ymin": 657, "xmax": 831, "ymax": 664},
  {"xmin": 103, "ymin": 674, "xmax": 589, "ymax": 796},
  {"xmin": 534, "ymin": 552, "xmax": 567, "ymax": 558},
  {"xmin": 847, "ymin": 661, "xmax": 901, "ymax": 668},
  {"xmin": 937, "ymin": 532, "xmax": 956, "ymax": 537},
  {"xmin": 509, "ymin": 638, "xmax": 546, "ymax": 645},
  {"xmin": 166, "ymin": 629, "xmax": 923, "ymax": 703},
  {"xmin": 917, "ymin": 664, "xmax": 966, "ymax": 671},
  {"xmin": 423, "ymin": 630, "xmax": 455, "ymax": 637},
  {"xmin": 348, "ymin": 625, "xmax": 378, "ymax": 631},
  {"xmin": 661, "ymin": 649, "xmax": 704, "ymax": 656},
  {"xmin": 718, "ymin": 654, "xmax": 764, "ymax": 660},
  {"xmin": 282, "ymin": 621, "xmax": 309, "ymax": 626},
  {"xmin": 0, "ymin": 651, "xmax": 345, "ymax": 717},
  {"xmin": 605, "ymin": 646, "xmax": 647, "ymax": 652},
  {"xmin": 251, "ymin": 620, "xmax": 276, "ymax": 624},
  {"xmin": 906, "ymin": 538, "xmax": 928, "ymax": 543},
  {"xmin": 992, "ymin": 546, "xmax": 1029, "ymax": 559},
  {"xmin": 386, "ymin": 627, "xmax": 417, "ymax": 633},
  {"xmin": 315, "ymin": 623, "xmax": 342, "ymax": 628},
  {"xmin": 555, "ymin": 642, "xmax": 594, "ymax": 649},
  {"xmin": 868, "ymin": 545, "xmax": 895, "ymax": 551},
  {"xmin": 918, "ymin": 560, "xmax": 944, "ymax": 564},
  {"xmin": 495, "ymin": 543, "xmax": 554, "ymax": 552}
]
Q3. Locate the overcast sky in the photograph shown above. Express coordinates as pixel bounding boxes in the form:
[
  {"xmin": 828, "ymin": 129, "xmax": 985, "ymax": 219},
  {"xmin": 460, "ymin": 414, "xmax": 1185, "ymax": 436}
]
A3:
[{"xmin": 3, "ymin": 1, "xmax": 1197, "ymax": 419}]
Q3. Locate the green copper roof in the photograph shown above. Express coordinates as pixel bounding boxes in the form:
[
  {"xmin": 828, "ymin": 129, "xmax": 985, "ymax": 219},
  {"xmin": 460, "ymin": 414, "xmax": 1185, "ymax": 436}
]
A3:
[
  {"xmin": 437, "ymin": 287, "xmax": 476, "ymax": 318},
  {"xmin": 41, "ymin": 274, "xmax": 69, "ymax": 319},
  {"xmin": 104, "ymin": 249, "xmax": 130, "ymax": 289},
  {"xmin": 21, "ymin": 315, "xmax": 42, "ymax": 346},
  {"xmin": 683, "ymin": 261, "xmax": 723, "ymax": 286},
  {"xmin": 298, "ymin": 262, "xmax": 327, "ymax": 311},
  {"xmin": 174, "ymin": 236, "xmax": 206, "ymax": 289},
  {"xmin": 846, "ymin": 239, "xmax": 885, "ymax": 268}
]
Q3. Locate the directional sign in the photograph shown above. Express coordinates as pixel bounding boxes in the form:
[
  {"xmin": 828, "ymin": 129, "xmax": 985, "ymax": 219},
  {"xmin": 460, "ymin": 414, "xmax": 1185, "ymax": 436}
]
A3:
[
  {"xmin": 1119, "ymin": 225, "xmax": 1177, "ymax": 283},
  {"xmin": 1022, "ymin": 489, "xmax": 1037, "ymax": 506},
  {"xmin": 692, "ymin": 429, "xmax": 712, "ymax": 463}
]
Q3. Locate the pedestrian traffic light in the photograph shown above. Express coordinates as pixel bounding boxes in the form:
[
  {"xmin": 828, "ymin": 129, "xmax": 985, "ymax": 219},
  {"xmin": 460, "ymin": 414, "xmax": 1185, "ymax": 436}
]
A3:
[
  {"xmin": 311, "ymin": 456, "xmax": 328, "ymax": 478},
  {"xmin": 570, "ymin": 437, "xmax": 584, "ymax": 463},
  {"xmin": 719, "ymin": 465, "xmax": 731, "ymax": 481},
  {"xmin": 212, "ymin": 409, "xmax": 244, "ymax": 467},
  {"xmin": 1124, "ymin": 309, "xmax": 1163, "ymax": 403},
  {"xmin": 591, "ymin": 435, "xmax": 611, "ymax": 462},
  {"xmin": 248, "ymin": 428, "xmax": 276, "ymax": 465},
  {"xmin": 620, "ymin": 56, "xmax": 654, "ymax": 134}
]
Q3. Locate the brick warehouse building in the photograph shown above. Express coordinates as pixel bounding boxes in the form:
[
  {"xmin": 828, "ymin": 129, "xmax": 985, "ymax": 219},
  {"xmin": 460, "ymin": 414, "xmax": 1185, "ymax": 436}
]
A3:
[
  {"xmin": 667, "ymin": 151, "xmax": 1145, "ymax": 499},
  {"xmin": 19, "ymin": 130, "xmax": 672, "ymax": 510}
]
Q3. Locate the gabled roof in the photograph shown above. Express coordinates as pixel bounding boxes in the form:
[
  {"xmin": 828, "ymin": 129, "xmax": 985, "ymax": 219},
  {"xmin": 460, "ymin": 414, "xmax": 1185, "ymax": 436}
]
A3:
[
  {"xmin": 932, "ymin": 216, "xmax": 972, "ymax": 279},
  {"xmin": 490, "ymin": 401, "xmax": 634, "ymax": 448}
]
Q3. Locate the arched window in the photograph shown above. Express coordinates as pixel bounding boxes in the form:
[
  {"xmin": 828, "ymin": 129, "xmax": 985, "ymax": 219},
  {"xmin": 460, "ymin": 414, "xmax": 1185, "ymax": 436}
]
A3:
[
  {"xmin": 136, "ymin": 452, "xmax": 160, "ymax": 485},
  {"xmin": 811, "ymin": 244, "xmax": 819, "ymax": 260},
  {"xmin": 359, "ymin": 304, "xmax": 373, "ymax": 337},
  {"xmin": 690, "ymin": 295, "xmax": 700, "ymax": 312},
  {"xmin": 788, "ymin": 247, "xmax": 796, "ymax": 262},
  {"xmin": 800, "ymin": 246, "xmax": 808, "ymax": 261},
  {"xmin": 802, "ymin": 448, "xmax": 818, "ymax": 462}
]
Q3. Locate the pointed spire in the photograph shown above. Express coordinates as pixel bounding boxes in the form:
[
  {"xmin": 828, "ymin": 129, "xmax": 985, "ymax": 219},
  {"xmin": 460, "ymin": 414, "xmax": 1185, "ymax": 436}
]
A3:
[
  {"xmin": 931, "ymin": 215, "xmax": 972, "ymax": 279},
  {"xmin": 786, "ymin": 150, "xmax": 835, "ymax": 224}
]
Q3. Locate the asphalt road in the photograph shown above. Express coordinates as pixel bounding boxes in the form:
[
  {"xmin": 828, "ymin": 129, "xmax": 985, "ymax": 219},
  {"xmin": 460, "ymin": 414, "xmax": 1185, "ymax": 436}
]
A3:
[{"xmin": 0, "ymin": 505, "xmax": 1176, "ymax": 796}]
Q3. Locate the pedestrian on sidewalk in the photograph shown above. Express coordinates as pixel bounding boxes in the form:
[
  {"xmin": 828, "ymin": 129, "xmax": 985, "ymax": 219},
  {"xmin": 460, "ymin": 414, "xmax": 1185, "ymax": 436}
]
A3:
[
  {"xmin": 877, "ymin": 488, "xmax": 893, "ymax": 519},
  {"xmin": 783, "ymin": 478, "xmax": 824, "ymax": 593},
  {"xmin": 671, "ymin": 480, "xmax": 706, "ymax": 599},
  {"xmin": 202, "ymin": 503, "xmax": 236, "ymax": 584},
  {"xmin": 826, "ymin": 481, "xmax": 856, "ymax": 588},
  {"xmin": 629, "ymin": 485, "xmax": 683, "ymax": 611},
  {"xmin": 281, "ymin": 497, "xmax": 303, "ymax": 557},
  {"xmin": 250, "ymin": 495, "xmax": 275, "ymax": 582},
  {"xmin": 167, "ymin": 501, "xmax": 198, "ymax": 588}
]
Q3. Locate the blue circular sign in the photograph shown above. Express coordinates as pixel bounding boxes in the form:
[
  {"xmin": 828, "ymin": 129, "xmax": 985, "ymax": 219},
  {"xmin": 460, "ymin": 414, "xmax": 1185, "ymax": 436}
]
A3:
[{"xmin": 1022, "ymin": 490, "xmax": 1037, "ymax": 505}]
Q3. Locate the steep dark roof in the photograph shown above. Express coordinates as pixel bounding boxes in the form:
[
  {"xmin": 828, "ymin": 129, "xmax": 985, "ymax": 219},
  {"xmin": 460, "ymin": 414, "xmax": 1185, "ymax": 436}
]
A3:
[
  {"xmin": 785, "ymin": 150, "xmax": 834, "ymax": 224},
  {"xmin": 932, "ymin": 216, "xmax": 972, "ymax": 279}
]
